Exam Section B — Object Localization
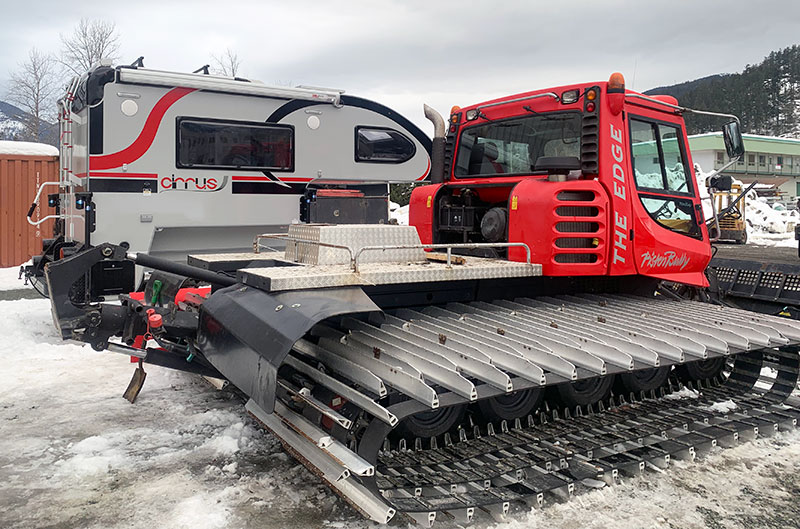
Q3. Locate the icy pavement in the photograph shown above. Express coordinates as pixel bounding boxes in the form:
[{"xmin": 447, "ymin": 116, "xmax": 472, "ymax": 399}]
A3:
[{"xmin": 3, "ymin": 297, "xmax": 800, "ymax": 529}]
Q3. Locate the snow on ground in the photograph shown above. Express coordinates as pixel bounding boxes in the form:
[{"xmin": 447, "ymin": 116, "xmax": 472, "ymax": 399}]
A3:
[
  {"xmin": 0, "ymin": 298, "xmax": 364, "ymax": 529},
  {"xmin": 389, "ymin": 201, "xmax": 409, "ymax": 225},
  {"xmin": 4, "ymin": 296, "xmax": 800, "ymax": 529},
  {"xmin": 0, "ymin": 264, "xmax": 30, "ymax": 291},
  {"xmin": 0, "ymin": 140, "xmax": 59, "ymax": 156}
]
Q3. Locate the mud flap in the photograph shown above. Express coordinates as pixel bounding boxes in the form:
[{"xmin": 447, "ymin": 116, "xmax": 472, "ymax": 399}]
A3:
[
  {"xmin": 123, "ymin": 360, "xmax": 147, "ymax": 403},
  {"xmin": 197, "ymin": 284, "xmax": 380, "ymax": 414}
]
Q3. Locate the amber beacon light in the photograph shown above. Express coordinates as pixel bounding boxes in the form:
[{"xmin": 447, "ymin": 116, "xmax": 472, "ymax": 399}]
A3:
[{"xmin": 607, "ymin": 72, "xmax": 625, "ymax": 115}]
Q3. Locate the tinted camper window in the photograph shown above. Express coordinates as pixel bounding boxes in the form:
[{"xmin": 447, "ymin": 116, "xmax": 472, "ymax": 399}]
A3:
[
  {"xmin": 355, "ymin": 127, "xmax": 415, "ymax": 163},
  {"xmin": 177, "ymin": 118, "xmax": 294, "ymax": 171}
]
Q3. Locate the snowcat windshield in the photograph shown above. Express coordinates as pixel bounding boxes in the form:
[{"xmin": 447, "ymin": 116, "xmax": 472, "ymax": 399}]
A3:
[{"xmin": 454, "ymin": 111, "xmax": 581, "ymax": 178}]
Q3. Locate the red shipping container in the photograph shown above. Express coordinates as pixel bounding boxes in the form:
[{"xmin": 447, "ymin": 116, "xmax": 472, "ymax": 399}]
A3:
[{"xmin": 0, "ymin": 145, "xmax": 59, "ymax": 268}]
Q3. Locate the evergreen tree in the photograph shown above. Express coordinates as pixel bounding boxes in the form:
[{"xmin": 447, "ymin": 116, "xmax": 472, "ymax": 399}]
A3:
[{"xmin": 646, "ymin": 44, "xmax": 800, "ymax": 137}]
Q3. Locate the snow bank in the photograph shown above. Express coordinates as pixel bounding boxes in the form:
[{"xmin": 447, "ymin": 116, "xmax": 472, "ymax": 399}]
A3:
[
  {"xmin": 390, "ymin": 203, "xmax": 409, "ymax": 225},
  {"xmin": 695, "ymin": 164, "xmax": 798, "ymax": 246},
  {"xmin": 0, "ymin": 140, "xmax": 58, "ymax": 157}
]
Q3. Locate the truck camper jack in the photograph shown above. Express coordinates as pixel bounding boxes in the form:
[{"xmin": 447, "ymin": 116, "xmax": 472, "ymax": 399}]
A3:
[{"xmin": 40, "ymin": 71, "xmax": 800, "ymax": 525}]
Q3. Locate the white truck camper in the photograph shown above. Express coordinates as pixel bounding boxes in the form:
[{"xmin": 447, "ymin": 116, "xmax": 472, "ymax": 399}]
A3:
[{"xmin": 27, "ymin": 61, "xmax": 432, "ymax": 292}]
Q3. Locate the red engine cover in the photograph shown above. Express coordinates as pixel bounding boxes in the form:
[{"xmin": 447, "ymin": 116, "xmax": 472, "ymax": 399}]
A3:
[
  {"xmin": 508, "ymin": 179, "xmax": 610, "ymax": 276},
  {"xmin": 409, "ymin": 183, "xmax": 442, "ymax": 244}
]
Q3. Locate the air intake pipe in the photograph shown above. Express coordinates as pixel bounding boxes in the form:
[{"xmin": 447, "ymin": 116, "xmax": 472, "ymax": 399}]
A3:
[{"xmin": 424, "ymin": 104, "xmax": 445, "ymax": 184}]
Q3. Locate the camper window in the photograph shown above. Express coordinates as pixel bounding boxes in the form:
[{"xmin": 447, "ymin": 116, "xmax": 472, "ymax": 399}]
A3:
[
  {"xmin": 177, "ymin": 117, "xmax": 294, "ymax": 171},
  {"xmin": 355, "ymin": 126, "xmax": 416, "ymax": 163}
]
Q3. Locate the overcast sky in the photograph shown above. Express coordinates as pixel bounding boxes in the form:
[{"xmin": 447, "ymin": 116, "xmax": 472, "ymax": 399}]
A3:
[{"xmin": 2, "ymin": 0, "xmax": 799, "ymax": 133}]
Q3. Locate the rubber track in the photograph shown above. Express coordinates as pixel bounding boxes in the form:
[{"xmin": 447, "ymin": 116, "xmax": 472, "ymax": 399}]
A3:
[{"xmin": 374, "ymin": 348, "xmax": 800, "ymax": 523}]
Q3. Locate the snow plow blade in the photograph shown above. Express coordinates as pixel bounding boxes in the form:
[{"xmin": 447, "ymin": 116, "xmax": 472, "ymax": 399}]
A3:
[{"xmin": 197, "ymin": 283, "xmax": 379, "ymax": 414}]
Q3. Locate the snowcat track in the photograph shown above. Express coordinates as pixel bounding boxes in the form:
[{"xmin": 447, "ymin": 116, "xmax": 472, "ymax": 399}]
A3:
[{"xmin": 246, "ymin": 294, "xmax": 800, "ymax": 526}]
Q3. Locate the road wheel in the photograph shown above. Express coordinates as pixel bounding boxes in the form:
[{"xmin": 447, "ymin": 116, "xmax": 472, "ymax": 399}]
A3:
[
  {"xmin": 618, "ymin": 366, "xmax": 671, "ymax": 393},
  {"xmin": 394, "ymin": 404, "xmax": 467, "ymax": 440},
  {"xmin": 556, "ymin": 375, "xmax": 614, "ymax": 408},
  {"xmin": 477, "ymin": 388, "xmax": 544, "ymax": 422},
  {"xmin": 676, "ymin": 357, "xmax": 726, "ymax": 382}
]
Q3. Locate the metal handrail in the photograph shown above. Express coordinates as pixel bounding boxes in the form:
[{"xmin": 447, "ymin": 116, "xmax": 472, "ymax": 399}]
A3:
[
  {"xmin": 352, "ymin": 242, "xmax": 532, "ymax": 272},
  {"xmin": 254, "ymin": 233, "xmax": 533, "ymax": 272},
  {"xmin": 26, "ymin": 181, "xmax": 65, "ymax": 226},
  {"xmin": 476, "ymin": 92, "xmax": 559, "ymax": 111},
  {"xmin": 254, "ymin": 233, "xmax": 355, "ymax": 261}
]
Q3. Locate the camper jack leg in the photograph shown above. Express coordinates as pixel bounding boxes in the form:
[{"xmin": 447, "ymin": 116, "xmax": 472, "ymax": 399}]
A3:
[{"xmin": 123, "ymin": 359, "xmax": 148, "ymax": 403}]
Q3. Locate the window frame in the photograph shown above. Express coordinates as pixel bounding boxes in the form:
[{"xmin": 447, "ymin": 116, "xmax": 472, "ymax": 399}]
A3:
[
  {"xmin": 628, "ymin": 115, "xmax": 702, "ymax": 240},
  {"xmin": 175, "ymin": 116, "xmax": 295, "ymax": 171},
  {"xmin": 453, "ymin": 110, "xmax": 583, "ymax": 179},
  {"xmin": 627, "ymin": 115, "xmax": 695, "ymax": 198},
  {"xmin": 353, "ymin": 126, "xmax": 416, "ymax": 164}
]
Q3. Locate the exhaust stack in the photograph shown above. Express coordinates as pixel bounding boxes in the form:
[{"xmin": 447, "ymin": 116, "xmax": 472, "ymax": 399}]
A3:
[{"xmin": 424, "ymin": 104, "xmax": 445, "ymax": 184}]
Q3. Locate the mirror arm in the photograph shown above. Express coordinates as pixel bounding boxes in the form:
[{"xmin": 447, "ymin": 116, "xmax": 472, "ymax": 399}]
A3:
[
  {"xmin": 683, "ymin": 108, "xmax": 741, "ymax": 126},
  {"xmin": 699, "ymin": 157, "xmax": 741, "ymax": 243},
  {"xmin": 624, "ymin": 94, "xmax": 741, "ymax": 125},
  {"xmin": 699, "ymin": 156, "xmax": 741, "ymax": 183},
  {"xmin": 704, "ymin": 191, "xmax": 722, "ymax": 242}
]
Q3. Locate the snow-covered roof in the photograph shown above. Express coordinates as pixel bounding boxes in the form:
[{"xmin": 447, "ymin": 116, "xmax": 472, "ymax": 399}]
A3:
[
  {"xmin": 689, "ymin": 131, "xmax": 800, "ymax": 144},
  {"xmin": 0, "ymin": 141, "xmax": 58, "ymax": 157}
]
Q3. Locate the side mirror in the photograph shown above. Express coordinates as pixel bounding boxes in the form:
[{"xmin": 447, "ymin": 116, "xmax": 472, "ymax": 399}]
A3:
[
  {"xmin": 723, "ymin": 121, "xmax": 745, "ymax": 160},
  {"xmin": 706, "ymin": 174, "xmax": 733, "ymax": 191}
]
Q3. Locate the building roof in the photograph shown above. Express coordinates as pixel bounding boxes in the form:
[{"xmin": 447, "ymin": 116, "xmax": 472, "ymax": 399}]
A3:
[{"xmin": 688, "ymin": 132, "xmax": 800, "ymax": 155}]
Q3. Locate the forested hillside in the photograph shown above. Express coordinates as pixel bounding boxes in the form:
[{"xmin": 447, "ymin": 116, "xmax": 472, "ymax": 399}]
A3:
[{"xmin": 646, "ymin": 45, "xmax": 800, "ymax": 137}]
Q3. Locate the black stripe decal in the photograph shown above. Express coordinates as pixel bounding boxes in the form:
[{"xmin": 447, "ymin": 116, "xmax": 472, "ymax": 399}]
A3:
[
  {"xmin": 89, "ymin": 178, "xmax": 157, "ymax": 193},
  {"xmin": 232, "ymin": 182, "xmax": 306, "ymax": 195},
  {"xmin": 264, "ymin": 96, "xmax": 433, "ymax": 155}
]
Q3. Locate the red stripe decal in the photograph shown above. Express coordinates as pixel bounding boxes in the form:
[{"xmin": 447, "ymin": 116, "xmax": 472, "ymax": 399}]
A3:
[
  {"xmin": 90, "ymin": 172, "xmax": 158, "ymax": 179},
  {"xmin": 232, "ymin": 176, "xmax": 270, "ymax": 182},
  {"xmin": 415, "ymin": 157, "xmax": 431, "ymax": 181},
  {"xmin": 90, "ymin": 87, "xmax": 196, "ymax": 171},
  {"xmin": 232, "ymin": 175, "xmax": 313, "ymax": 182}
]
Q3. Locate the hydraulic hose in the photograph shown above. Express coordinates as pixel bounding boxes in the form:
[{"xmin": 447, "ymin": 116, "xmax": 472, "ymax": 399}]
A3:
[{"xmin": 127, "ymin": 252, "xmax": 237, "ymax": 288}]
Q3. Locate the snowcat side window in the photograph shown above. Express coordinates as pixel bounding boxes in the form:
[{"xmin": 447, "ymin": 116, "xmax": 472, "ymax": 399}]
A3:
[
  {"xmin": 630, "ymin": 117, "xmax": 701, "ymax": 238},
  {"xmin": 355, "ymin": 127, "xmax": 416, "ymax": 163},
  {"xmin": 639, "ymin": 195, "xmax": 701, "ymax": 238},
  {"xmin": 630, "ymin": 120, "xmax": 692, "ymax": 195},
  {"xmin": 177, "ymin": 118, "xmax": 294, "ymax": 171}
]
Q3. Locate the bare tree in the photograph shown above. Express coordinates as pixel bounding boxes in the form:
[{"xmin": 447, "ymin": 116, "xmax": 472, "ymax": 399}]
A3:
[
  {"xmin": 59, "ymin": 18, "xmax": 121, "ymax": 75},
  {"xmin": 211, "ymin": 48, "xmax": 241, "ymax": 77},
  {"xmin": 6, "ymin": 48, "xmax": 59, "ymax": 142}
]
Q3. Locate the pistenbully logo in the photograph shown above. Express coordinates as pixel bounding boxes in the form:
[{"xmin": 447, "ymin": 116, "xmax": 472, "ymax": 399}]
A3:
[{"xmin": 640, "ymin": 250, "xmax": 690, "ymax": 270}]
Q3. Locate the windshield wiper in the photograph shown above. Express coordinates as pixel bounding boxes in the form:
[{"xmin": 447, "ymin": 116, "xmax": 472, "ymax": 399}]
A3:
[{"xmin": 523, "ymin": 105, "xmax": 571, "ymax": 121}]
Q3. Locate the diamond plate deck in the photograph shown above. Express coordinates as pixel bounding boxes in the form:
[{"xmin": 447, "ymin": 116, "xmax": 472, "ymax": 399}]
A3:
[
  {"xmin": 284, "ymin": 224, "xmax": 426, "ymax": 265},
  {"xmin": 238, "ymin": 258, "xmax": 543, "ymax": 291}
]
